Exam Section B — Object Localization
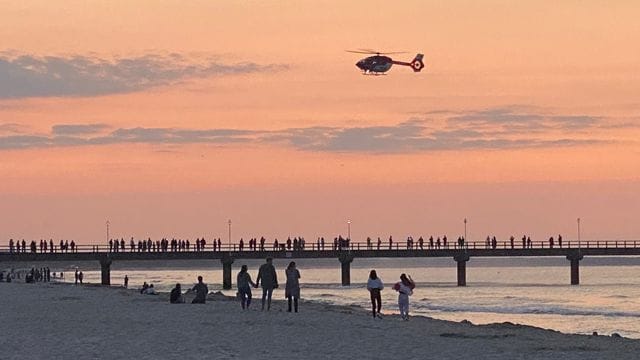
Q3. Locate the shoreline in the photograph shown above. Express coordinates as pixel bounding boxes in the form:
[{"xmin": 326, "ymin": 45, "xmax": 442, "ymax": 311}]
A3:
[{"xmin": 2, "ymin": 281, "xmax": 640, "ymax": 359}]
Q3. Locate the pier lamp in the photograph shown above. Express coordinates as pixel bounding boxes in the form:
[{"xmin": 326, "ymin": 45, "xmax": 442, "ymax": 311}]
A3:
[
  {"xmin": 347, "ymin": 220, "xmax": 351, "ymax": 241},
  {"xmin": 228, "ymin": 219, "xmax": 232, "ymax": 251},
  {"xmin": 106, "ymin": 220, "xmax": 110, "ymax": 245},
  {"xmin": 577, "ymin": 217, "xmax": 581, "ymax": 251},
  {"xmin": 464, "ymin": 218, "xmax": 467, "ymax": 243}
]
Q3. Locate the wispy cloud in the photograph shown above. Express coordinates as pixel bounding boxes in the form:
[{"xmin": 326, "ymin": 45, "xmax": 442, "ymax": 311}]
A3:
[
  {"xmin": 0, "ymin": 52, "xmax": 287, "ymax": 99},
  {"xmin": 0, "ymin": 107, "xmax": 634, "ymax": 152}
]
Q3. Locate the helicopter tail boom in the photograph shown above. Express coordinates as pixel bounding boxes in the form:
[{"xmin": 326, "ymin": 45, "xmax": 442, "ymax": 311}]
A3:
[{"xmin": 392, "ymin": 53, "xmax": 425, "ymax": 72}]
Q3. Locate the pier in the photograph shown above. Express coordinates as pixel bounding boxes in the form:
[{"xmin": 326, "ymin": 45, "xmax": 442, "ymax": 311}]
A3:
[{"xmin": 2, "ymin": 240, "xmax": 639, "ymax": 288}]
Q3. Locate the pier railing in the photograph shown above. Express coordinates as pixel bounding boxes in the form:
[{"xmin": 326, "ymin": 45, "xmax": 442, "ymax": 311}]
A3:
[{"xmin": 1, "ymin": 239, "xmax": 639, "ymax": 254}]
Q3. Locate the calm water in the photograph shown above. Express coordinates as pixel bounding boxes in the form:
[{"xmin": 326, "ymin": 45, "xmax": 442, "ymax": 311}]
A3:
[{"xmin": 39, "ymin": 256, "xmax": 640, "ymax": 338}]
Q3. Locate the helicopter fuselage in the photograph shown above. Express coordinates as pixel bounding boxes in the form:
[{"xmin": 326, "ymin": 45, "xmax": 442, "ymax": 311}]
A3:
[{"xmin": 356, "ymin": 55, "xmax": 393, "ymax": 74}]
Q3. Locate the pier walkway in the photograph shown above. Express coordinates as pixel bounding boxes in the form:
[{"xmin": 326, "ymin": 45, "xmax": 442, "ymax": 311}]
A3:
[{"xmin": 2, "ymin": 240, "xmax": 639, "ymax": 288}]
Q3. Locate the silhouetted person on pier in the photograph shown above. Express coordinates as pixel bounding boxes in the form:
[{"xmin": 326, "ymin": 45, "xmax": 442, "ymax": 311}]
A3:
[
  {"xmin": 213, "ymin": 239, "xmax": 217, "ymax": 252},
  {"xmin": 170, "ymin": 283, "xmax": 185, "ymax": 303},
  {"xmin": 9, "ymin": 239, "xmax": 14, "ymax": 253},
  {"xmin": 418, "ymin": 237, "xmax": 424, "ymax": 250},
  {"xmin": 49, "ymin": 239, "xmax": 54, "ymax": 253},
  {"xmin": 443, "ymin": 236, "xmax": 448, "ymax": 249},
  {"xmin": 377, "ymin": 237, "xmax": 381, "ymax": 250},
  {"xmin": 436, "ymin": 237, "xmax": 441, "ymax": 249},
  {"xmin": 285, "ymin": 262, "xmax": 301, "ymax": 313},
  {"xmin": 527, "ymin": 236, "xmax": 532, "ymax": 248},
  {"xmin": 239, "ymin": 238, "xmax": 244, "ymax": 251},
  {"xmin": 237, "ymin": 265, "xmax": 256, "ymax": 310},
  {"xmin": 389, "ymin": 236, "xmax": 393, "ymax": 250},
  {"xmin": 429, "ymin": 236, "xmax": 434, "ymax": 249},
  {"xmin": 191, "ymin": 276, "xmax": 208, "ymax": 304},
  {"xmin": 558, "ymin": 234, "xmax": 563, "ymax": 248},
  {"xmin": 367, "ymin": 237, "xmax": 372, "ymax": 250},
  {"xmin": 549, "ymin": 236, "xmax": 554, "ymax": 249},
  {"xmin": 321, "ymin": 237, "xmax": 325, "ymax": 250},
  {"xmin": 333, "ymin": 237, "xmax": 338, "ymax": 250},
  {"xmin": 491, "ymin": 236, "xmax": 497, "ymax": 249},
  {"xmin": 510, "ymin": 236, "xmax": 515, "ymax": 249},
  {"xmin": 486, "ymin": 236, "xmax": 491, "ymax": 249},
  {"xmin": 522, "ymin": 235, "xmax": 526, "ymax": 249},
  {"xmin": 367, "ymin": 269, "xmax": 384, "ymax": 318},
  {"xmin": 256, "ymin": 258, "xmax": 278, "ymax": 311}
]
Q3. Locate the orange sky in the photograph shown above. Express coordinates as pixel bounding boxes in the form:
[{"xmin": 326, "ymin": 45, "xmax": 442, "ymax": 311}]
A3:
[{"xmin": 0, "ymin": 1, "xmax": 639, "ymax": 243}]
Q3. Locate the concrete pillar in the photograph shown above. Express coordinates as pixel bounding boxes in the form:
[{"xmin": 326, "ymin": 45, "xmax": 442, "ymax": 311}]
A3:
[
  {"xmin": 454, "ymin": 254, "xmax": 470, "ymax": 287},
  {"xmin": 567, "ymin": 253, "xmax": 584, "ymax": 285},
  {"xmin": 338, "ymin": 253, "xmax": 355, "ymax": 286},
  {"xmin": 99, "ymin": 257, "xmax": 113, "ymax": 286},
  {"xmin": 221, "ymin": 254, "xmax": 234, "ymax": 290}
]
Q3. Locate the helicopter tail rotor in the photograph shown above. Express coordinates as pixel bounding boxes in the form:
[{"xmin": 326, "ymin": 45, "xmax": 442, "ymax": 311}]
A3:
[{"xmin": 410, "ymin": 54, "xmax": 425, "ymax": 72}]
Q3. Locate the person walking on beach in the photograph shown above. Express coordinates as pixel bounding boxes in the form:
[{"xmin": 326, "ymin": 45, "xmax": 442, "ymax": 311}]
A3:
[
  {"xmin": 190, "ymin": 276, "xmax": 209, "ymax": 304},
  {"xmin": 256, "ymin": 257, "xmax": 278, "ymax": 311},
  {"xmin": 367, "ymin": 270, "xmax": 384, "ymax": 319},
  {"xmin": 237, "ymin": 265, "xmax": 257, "ymax": 310},
  {"xmin": 393, "ymin": 274, "xmax": 415, "ymax": 321},
  {"xmin": 285, "ymin": 262, "xmax": 301, "ymax": 313},
  {"xmin": 170, "ymin": 283, "xmax": 185, "ymax": 303},
  {"xmin": 124, "ymin": 275, "xmax": 129, "ymax": 288}
]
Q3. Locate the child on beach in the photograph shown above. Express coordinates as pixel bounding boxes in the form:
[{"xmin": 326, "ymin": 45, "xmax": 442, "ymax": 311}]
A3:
[
  {"xmin": 237, "ymin": 265, "xmax": 257, "ymax": 310},
  {"xmin": 367, "ymin": 270, "xmax": 384, "ymax": 319},
  {"xmin": 393, "ymin": 274, "xmax": 415, "ymax": 321}
]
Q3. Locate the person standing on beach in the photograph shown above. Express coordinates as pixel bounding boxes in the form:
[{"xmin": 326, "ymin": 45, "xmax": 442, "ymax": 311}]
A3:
[
  {"xmin": 256, "ymin": 258, "xmax": 278, "ymax": 311},
  {"xmin": 285, "ymin": 262, "xmax": 301, "ymax": 313},
  {"xmin": 237, "ymin": 265, "xmax": 257, "ymax": 310},
  {"xmin": 367, "ymin": 270, "xmax": 384, "ymax": 318},
  {"xmin": 190, "ymin": 276, "xmax": 209, "ymax": 304},
  {"xmin": 393, "ymin": 274, "xmax": 415, "ymax": 321},
  {"xmin": 124, "ymin": 275, "xmax": 129, "ymax": 288}
]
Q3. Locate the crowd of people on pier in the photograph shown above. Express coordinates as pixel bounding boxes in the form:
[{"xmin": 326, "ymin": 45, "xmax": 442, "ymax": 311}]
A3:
[
  {"xmin": 7, "ymin": 238, "xmax": 78, "ymax": 253},
  {"xmin": 6, "ymin": 233, "xmax": 570, "ymax": 255}
]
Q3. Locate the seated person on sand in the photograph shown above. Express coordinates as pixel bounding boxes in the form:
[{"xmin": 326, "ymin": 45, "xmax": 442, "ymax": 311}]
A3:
[
  {"xmin": 170, "ymin": 283, "xmax": 185, "ymax": 303},
  {"xmin": 143, "ymin": 284, "xmax": 157, "ymax": 295},
  {"xmin": 140, "ymin": 282, "xmax": 149, "ymax": 294},
  {"xmin": 190, "ymin": 276, "xmax": 209, "ymax": 304}
]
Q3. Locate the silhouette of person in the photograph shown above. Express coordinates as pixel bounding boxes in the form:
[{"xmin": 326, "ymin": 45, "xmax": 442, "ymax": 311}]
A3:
[
  {"xmin": 285, "ymin": 262, "xmax": 301, "ymax": 313},
  {"xmin": 237, "ymin": 265, "xmax": 256, "ymax": 310},
  {"xmin": 367, "ymin": 269, "xmax": 384, "ymax": 318},
  {"xmin": 124, "ymin": 275, "xmax": 129, "ymax": 288},
  {"xmin": 170, "ymin": 283, "xmax": 185, "ymax": 303},
  {"xmin": 256, "ymin": 258, "xmax": 278, "ymax": 311},
  {"xmin": 191, "ymin": 276, "xmax": 209, "ymax": 304}
]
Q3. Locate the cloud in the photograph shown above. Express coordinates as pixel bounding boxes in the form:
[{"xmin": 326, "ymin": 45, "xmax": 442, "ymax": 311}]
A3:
[
  {"xmin": 0, "ymin": 52, "xmax": 287, "ymax": 99},
  {"xmin": 52, "ymin": 124, "xmax": 110, "ymax": 135},
  {"xmin": 0, "ymin": 107, "xmax": 632, "ymax": 152}
]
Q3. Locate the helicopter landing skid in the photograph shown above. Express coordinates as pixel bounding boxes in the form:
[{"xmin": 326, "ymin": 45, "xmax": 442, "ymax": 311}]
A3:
[{"xmin": 362, "ymin": 72, "xmax": 386, "ymax": 76}]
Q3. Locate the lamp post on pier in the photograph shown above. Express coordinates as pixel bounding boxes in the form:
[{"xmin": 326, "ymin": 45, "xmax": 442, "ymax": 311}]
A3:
[
  {"xmin": 228, "ymin": 219, "xmax": 232, "ymax": 251},
  {"xmin": 577, "ymin": 217, "xmax": 581, "ymax": 251},
  {"xmin": 106, "ymin": 220, "xmax": 110, "ymax": 244},
  {"xmin": 347, "ymin": 220, "xmax": 351, "ymax": 241},
  {"xmin": 464, "ymin": 218, "xmax": 467, "ymax": 243}
]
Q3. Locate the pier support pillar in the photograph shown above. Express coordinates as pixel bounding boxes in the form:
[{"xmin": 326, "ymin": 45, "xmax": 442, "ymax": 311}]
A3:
[
  {"xmin": 567, "ymin": 253, "xmax": 583, "ymax": 285},
  {"xmin": 454, "ymin": 254, "xmax": 470, "ymax": 287},
  {"xmin": 99, "ymin": 257, "xmax": 112, "ymax": 286},
  {"xmin": 338, "ymin": 253, "xmax": 355, "ymax": 286},
  {"xmin": 221, "ymin": 254, "xmax": 234, "ymax": 290}
]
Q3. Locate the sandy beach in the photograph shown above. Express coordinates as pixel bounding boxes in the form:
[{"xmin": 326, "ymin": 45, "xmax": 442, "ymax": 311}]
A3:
[{"xmin": 1, "ymin": 281, "xmax": 639, "ymax": 360}]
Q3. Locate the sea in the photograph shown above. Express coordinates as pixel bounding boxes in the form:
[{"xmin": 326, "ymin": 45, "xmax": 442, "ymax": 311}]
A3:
[{"xmin": 27, "ymin": 256, "xmax": 640, "ymax": 338}]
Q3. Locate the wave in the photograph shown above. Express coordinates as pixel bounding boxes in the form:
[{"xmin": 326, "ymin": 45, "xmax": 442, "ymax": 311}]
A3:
[{"xmin": 415, "ymin": 302, "xmax": 640, "ymax": 318}]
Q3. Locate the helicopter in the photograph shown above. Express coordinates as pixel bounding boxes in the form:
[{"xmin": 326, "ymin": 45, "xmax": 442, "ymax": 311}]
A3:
[{"xmin": 347, "ymin": 49, "xmax": 424, "ymax": 75}]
